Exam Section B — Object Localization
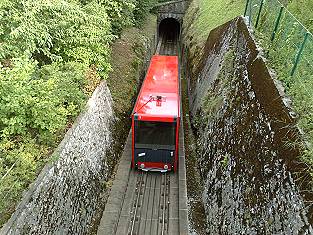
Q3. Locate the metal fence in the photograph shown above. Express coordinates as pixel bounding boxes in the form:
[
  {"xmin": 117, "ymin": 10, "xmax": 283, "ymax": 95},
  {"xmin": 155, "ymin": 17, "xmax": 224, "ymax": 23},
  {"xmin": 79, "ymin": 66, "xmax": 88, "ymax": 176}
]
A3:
[{"xmin": 244, "ymin": 0, "xmax": 313, "ymax": 79}]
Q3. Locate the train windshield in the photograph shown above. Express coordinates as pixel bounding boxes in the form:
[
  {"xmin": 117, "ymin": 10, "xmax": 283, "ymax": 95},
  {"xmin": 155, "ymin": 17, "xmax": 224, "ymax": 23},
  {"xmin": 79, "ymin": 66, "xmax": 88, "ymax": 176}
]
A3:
[{"xmin": 135, "ymin": 121, "xmax": 176, "ymax": 150}]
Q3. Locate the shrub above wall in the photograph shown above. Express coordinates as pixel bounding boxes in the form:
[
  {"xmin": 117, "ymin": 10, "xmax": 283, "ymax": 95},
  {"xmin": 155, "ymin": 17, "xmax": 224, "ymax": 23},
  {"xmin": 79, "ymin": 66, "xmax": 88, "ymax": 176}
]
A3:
[{"xmin": 0, "ymin": 0, "xmax": 157, "ymax": 226}]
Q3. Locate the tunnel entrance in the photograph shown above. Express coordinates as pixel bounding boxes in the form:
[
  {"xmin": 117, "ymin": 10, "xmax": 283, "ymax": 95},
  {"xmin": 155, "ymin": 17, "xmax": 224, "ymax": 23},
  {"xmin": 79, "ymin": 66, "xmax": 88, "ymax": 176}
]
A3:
[
  {"xmin": 158, "ymin": 18, "xmax": 180, "ymax": 55},
  {"xmin": 159, "ymin": 18, "xmax": 180, "ymax": 42}
]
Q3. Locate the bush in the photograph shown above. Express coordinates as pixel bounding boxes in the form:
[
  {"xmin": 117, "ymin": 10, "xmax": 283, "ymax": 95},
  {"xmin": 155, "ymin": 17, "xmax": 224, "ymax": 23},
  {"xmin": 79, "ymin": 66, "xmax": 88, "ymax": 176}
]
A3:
[
  {"xmin": 0, "ymin": 0, "xmax": 113, "ymax": 71},
  {"xmin": 133, "ymin": 0, "xmax": 158, "ymax": 27},
  {"xmin": 0, "ymin": 56, "xmax": 87, "ymax": 143},
  {"xmin": 0, "ymin": 135, "xmax": 50, "ymax": 225},
  {"xmin": 101, "ymin": 0, "xmax": 135, "ymax": 35},
  {"xmin": 0, "ymin": 0, "xmax": 156, "ymax": 225}
]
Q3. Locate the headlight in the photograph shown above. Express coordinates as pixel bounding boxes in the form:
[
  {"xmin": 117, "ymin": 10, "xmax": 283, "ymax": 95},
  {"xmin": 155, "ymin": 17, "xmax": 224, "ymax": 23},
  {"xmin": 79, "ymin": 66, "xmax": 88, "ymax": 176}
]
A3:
[
  {"xmin": 140, "ymin": 163, "xmax": 145, "ymax": 169},
  {"xmin": 164, "ymin": 164, "xmax": 168, "ymax": 170}
]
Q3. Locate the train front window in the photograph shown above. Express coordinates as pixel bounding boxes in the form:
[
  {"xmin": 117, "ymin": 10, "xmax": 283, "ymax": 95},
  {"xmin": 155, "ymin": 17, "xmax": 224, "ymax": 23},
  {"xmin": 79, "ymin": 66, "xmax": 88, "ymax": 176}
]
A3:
[{"xmin": 135, "ymin": 121, "xmax": 176, "ymax": 150}]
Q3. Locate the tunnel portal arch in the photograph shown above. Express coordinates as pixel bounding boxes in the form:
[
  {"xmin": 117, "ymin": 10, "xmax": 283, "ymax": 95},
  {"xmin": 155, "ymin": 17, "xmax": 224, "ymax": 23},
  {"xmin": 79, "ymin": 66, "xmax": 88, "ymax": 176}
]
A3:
[
  {"xmin": 158, "ymin": 17, "xmax": 181, "ymax": 42},
  {"xmin": 155, "ymin": 0, "xmax": 189, "ymax": 40}
]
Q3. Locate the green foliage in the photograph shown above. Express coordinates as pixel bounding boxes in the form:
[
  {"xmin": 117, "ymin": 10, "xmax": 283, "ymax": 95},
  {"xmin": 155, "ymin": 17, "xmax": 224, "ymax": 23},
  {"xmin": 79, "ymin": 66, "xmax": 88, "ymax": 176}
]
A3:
[
  {"xmin": 0, "ymin": 55, "xmax": 87, "ymax": 225},
  {"xmin": 0, "ymin": 136, "xmax": 49, "ymax": 225},
  {"xmin": 288, "ymin": 0, "xmax": 313, "ymax": 32},
  {"xmin": 0, "ymin": 0, "xmax": 113, "ymax": 72},
  {"xmin": 133, "ymin": 0, "xmax": 158, "ymax": 27},
  {"xmin": 100, "ymin": 0, "xmax": 135, "ymax": 35},
  {"xmin": 184, "ymin": 0, "xmax": 245, "ymax": 49},
  {"xmin": 0, "ymin": 56, "xmax": 87, "ymax": 143},
  {"xmin": 0, "ymin": 0, "xmax": 154, "ymax": 226}
]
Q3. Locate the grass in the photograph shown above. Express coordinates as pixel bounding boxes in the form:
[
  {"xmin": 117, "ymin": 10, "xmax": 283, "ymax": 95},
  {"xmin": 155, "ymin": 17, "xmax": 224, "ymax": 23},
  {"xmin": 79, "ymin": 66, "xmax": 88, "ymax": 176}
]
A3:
[
  {"xmin": 284, "ymin": 0, "xmax": 313, "ymax": 173},
  {"xmin": 288, "ymin": 0, "xmax": 313, "ymax": 32},
  {"xmin": 288, "ymin": 75, "xmax": 313, "ymax": 170},
  {"xmin": 183, "ymin": 0, "xmax": 245, "ymax": 50}
]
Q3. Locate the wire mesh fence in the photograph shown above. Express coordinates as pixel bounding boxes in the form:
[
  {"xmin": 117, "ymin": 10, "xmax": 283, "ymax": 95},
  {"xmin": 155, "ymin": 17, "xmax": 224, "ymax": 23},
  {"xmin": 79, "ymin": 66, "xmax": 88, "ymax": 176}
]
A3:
[
  {"xmin": 244, "ymin": 0, "xmax": 313, "ymax": 167},
  {"xmin": 244, "ymin": 0, "xmax": 313, "ymax": 79}
]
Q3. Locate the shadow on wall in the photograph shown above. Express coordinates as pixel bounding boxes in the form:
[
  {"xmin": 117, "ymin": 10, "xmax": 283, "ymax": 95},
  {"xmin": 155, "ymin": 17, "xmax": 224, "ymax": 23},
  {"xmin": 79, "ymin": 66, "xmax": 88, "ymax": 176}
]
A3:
[{"xmin": 184, "ymin": 16, "xmax": 313, "ymax": 234}]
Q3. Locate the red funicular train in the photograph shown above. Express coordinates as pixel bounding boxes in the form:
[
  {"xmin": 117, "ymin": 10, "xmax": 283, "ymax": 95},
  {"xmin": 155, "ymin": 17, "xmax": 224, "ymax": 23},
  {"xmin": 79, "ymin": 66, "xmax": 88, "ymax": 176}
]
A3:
[{"xmin": 131, "ymin": 55, "xmax": 180, "ymax": 172}]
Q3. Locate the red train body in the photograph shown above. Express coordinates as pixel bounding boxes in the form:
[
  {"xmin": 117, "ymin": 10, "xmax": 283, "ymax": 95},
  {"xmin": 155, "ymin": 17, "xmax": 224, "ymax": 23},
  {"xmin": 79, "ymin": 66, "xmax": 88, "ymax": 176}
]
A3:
[{"xmin": 131, "ymin": 55, "xmax": 180, "ymax": 172}]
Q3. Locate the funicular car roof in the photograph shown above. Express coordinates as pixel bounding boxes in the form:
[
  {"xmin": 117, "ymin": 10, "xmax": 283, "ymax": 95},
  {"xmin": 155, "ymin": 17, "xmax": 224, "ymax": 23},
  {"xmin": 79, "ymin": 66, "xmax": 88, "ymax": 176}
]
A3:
[{"xmin": 133, "ymin": 55, "xmax": 180, "ymax": 122}]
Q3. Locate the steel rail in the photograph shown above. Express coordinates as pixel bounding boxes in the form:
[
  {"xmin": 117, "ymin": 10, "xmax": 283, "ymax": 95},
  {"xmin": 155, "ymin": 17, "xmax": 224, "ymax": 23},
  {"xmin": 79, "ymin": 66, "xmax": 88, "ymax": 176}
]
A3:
[
  {"xmin": 129, "ymin": 171, "xmax": 144, "ymax": 235},
  {"xmin": 161, "ymin": 173, "xmax": 169, "ymax": 235}
]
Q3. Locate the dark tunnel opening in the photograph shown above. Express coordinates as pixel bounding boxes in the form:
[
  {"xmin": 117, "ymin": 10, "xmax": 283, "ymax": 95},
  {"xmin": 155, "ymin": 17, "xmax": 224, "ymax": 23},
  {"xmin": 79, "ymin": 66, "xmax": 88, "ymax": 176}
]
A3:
[{"xmin": 158, "ymin": 18, "xmax": 181, "ymax": 43}]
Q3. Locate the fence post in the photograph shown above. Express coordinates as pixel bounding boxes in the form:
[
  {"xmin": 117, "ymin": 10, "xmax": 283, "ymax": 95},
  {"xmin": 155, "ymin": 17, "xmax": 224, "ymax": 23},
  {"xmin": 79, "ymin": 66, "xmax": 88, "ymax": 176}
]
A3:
[
  {"xmin": 248, "ymin": 0, "xmax": 253, "ymax": 26},
  {"xmin": 291, "ymin": 32, "xmax": 309, "ymax": 76},
  {"xmin": 271, "ymin": 6, "xmax": 284, "ymax": 41},
  {"xmin": 244, "ymin": 0, "xmax": 250, "ymax": 16},
  {"xmin": 255, "ymin": 0, "xmax": 264, "ymax": 28}
]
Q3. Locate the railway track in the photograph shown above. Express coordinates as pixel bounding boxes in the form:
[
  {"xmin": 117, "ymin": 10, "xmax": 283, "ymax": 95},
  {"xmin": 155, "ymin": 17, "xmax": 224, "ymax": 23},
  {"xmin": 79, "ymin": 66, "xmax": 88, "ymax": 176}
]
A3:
[
  {"xmin": 157, "ymin": 32, "xmax": 179, "ymax": 55},
  {"xmin": 97, "ymin": 33, "xmax": 187, "ymax": 235},
  {"xmin": 127, "ymin": 172, "xmax": 173, "ymax": 235},
  {"xmin": 127, "ymin": 35, "xmax": 177, "ymax": 235},
  {"xmin": 97, "ymin": 135, "xmax": 180, "ymax": 235},
  {"xmin": 127, "ymin": 34, "xmax": 178, "ymax": 235}
]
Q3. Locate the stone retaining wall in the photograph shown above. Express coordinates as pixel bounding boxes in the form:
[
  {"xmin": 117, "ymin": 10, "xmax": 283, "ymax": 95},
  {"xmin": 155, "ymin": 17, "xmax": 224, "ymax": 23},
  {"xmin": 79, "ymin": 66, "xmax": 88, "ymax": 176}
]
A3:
[{"xmin": 1, "ymin": 81, "xmax": 114, "ymax": 235}]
